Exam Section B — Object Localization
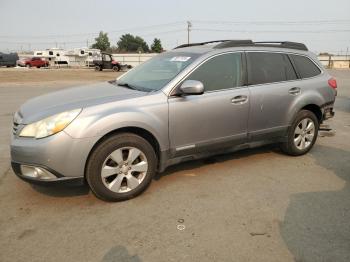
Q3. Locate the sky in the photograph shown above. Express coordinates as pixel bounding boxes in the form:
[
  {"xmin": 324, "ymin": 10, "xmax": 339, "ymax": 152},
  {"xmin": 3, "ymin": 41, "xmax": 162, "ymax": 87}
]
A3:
[{"xmin": 0, "ymin": 0, "xmax": 349, "ymax": 54}]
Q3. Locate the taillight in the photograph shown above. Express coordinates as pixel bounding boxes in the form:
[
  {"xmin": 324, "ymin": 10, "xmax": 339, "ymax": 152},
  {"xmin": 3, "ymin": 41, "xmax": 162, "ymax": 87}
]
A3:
[{"xmin": 328, "ymin": 77, "xmax": 337, "ymax": 89}]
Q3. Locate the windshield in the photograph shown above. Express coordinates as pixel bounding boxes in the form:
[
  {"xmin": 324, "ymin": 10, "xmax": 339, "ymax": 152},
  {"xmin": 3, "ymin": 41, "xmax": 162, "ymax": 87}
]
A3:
[{"xmin": 116, "ymin": 52, "xmax": 200, "ymax": 92}]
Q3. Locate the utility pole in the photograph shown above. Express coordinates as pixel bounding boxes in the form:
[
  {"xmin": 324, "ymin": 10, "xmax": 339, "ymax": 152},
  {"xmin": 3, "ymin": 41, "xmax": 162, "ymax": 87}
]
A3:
[
  {"xmin": 187, "ymin": 21, "xmax": 192, "ymax": 45},
  {"xmin": 86, "ymin": 39, "xmax": 89, "ymax": 48}
]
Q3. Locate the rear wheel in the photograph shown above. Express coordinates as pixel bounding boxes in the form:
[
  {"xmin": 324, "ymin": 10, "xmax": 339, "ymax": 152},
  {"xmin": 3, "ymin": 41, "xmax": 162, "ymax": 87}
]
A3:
[
  {"xmin": 281, "ymin": 110, "xmax": 319, "ymax": 156},
  {"xmin": 86, "ymin": 133, "xmax": 157, "ymax": 201},
  {"xmin": 95, "ymin": 65, "xmax": 102, "ymax": 71}
]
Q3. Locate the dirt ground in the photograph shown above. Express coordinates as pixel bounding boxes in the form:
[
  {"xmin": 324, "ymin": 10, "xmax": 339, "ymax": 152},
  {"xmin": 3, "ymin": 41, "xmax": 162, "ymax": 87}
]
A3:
[
  {"xmin": 0, "ymin": 68, "xmax": 349, "ymax": 262},
  {"xmin": 0, "ymin": 67, "xmax": 120, "ymax": 85}
]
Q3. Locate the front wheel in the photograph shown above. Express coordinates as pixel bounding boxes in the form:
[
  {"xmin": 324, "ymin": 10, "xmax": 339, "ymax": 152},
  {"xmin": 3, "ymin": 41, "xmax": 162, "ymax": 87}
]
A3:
[
  {"xmin": 112, "ymin": 65, "xmax": 120, "ymax": 72},
  {"xmin": 280, "ymin": 110, "xmax": 319, "ymax": 156},
  {"xmin": 86, "ymin": 133, "xmax": 157, "ymax": 201},
  {"xmin": 95, "ymin": 65, "xmax": 102, "ymax": 71}
]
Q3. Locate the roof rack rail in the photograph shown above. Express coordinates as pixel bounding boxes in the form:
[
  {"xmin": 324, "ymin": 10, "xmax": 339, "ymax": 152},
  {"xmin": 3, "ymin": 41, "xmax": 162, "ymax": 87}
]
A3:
[
  {"xmin": 253, "ymin": 41, "xmax": 308, "ymax": 51},
  {"xmin": 214, "ymin": 40, "xmax": 254, "ymax": 49},
  {"xmin": 174, "ymin": 40, "xmax": 308, "ymax": 51},
  {"xmin": 173, "ymin": 40, "xmax": 231, "ymax": 49}
]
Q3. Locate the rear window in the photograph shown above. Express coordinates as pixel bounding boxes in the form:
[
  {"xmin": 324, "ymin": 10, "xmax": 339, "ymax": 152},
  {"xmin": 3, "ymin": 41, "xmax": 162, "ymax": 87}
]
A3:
[
  {"xmin": 290, "ymin": 55, "xmax": 321, "ymax": 78},
  {"xmin": 247, "ymin": 52, "xmax": 297, "ymax": 85}
]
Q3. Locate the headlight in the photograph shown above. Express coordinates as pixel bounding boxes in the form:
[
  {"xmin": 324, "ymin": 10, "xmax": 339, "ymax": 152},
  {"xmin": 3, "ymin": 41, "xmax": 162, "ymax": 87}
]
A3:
[{"xmin": 19, "ymin": 109, "xmax": 82, "ymax": 139}]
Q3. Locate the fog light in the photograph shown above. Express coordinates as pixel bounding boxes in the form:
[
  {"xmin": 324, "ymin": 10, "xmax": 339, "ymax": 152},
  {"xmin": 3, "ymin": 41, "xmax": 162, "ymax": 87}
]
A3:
[{"xmin": 20, "ymin": 165, "xmax": 57, "ymax": 180}]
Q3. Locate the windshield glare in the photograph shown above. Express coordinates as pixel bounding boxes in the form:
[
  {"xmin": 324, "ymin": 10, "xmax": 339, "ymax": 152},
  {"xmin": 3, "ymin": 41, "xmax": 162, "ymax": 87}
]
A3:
[{"xmin": 117, "ymin": 52, "xmax": 200, "ymax": 92}]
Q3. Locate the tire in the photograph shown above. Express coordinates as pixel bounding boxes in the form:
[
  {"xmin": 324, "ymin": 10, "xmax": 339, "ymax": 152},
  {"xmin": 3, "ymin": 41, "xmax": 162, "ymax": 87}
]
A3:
[
  {"xmin": 95, "ymin": 65, "xmax": 102, "ymax": 71},
  {"xmin": 86, "ymin": 133, "xmax": 157, "ymax": 201},
  {"xmin": 112, "ymin": 65, "xmax": 120, "ymax": 72},
  {"xmin": 280, "ymin": 110, "xmax": 319, "ymax": 156}
]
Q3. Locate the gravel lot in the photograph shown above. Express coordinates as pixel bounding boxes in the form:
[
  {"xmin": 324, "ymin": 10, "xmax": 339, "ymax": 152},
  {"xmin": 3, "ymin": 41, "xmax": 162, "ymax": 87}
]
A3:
[{"xmin": 0, "ymin": 68, "xmax": 349, "ymax": 262}]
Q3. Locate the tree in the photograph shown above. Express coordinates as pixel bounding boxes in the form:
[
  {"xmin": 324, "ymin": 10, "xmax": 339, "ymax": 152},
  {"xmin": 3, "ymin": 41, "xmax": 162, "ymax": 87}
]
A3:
[
  {"xmin": 91, "ymin": 31, "xmax": 110, "ymax": 51},
  {"xmin": 117, "ymin": 34, "xmax": 149, "ymax": 53},
  {"xmin": 151, "ymin": 38, "xmax": 163, "ymax": 53}
]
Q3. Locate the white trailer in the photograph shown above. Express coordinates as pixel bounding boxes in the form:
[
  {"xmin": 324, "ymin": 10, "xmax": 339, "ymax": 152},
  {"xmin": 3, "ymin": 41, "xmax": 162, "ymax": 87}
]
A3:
[
  {"xmin": 33, "ymin": 47, "xmax": 101, "ymax": 67},
  {"xmin": 64, "ymin": 48, "xmax": 101, "ymax": 67},
  {"xmin": 34, "ymin": 48, "xmax": 69, "ymax": 66}
]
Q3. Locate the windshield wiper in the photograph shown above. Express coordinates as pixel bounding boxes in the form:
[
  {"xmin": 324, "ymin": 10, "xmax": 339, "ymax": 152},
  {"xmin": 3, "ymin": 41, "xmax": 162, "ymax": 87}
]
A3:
[
  {"xmin": 117, "ymin": 81, "xmax": 138, "ymax": 90},
  {"xmin": 116, "ymin": 81, "xmax": 151, "ymax": 92}
]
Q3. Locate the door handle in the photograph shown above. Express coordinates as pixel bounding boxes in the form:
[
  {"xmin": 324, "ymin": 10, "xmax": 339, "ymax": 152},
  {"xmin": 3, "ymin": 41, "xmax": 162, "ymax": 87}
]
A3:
[
  {"xmin": 231, "ymin": 95, "xmax": 248, "ymax": 104},
  {"xmin": 289, "ymin": 87, "xmax": 301, "ymax": 95}
]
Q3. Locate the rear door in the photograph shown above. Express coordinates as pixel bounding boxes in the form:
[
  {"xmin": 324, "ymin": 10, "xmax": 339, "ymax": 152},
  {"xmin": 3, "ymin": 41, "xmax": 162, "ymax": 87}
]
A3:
[
  {"xmin": 246, "ymin": 51, "xmax": 299, "ymax": 140},
  {"xmin": 168, "ymin": 52, "xmax": 249, "ymax": 156}
]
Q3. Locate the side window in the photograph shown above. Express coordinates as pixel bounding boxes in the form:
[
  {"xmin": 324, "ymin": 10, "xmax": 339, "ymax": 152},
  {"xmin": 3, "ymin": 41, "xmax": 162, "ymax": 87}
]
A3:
[
  {"xmin": 247, "ymin": 52, "xmax": 297, "ymax": 85},
  {"xmin": 104, "ymin": 54, "xmax": 111, "ymax": 61},
  {"xmin": 49, "ymin": 51, "xmax": 53, "ymax": 55},
  {"xmin": 290, "ymin": 54, "xmax": 321, "ymax": 78},
  {"xmin": 186, "ymin": 53, "xmax": 243, "ymax": 92}
]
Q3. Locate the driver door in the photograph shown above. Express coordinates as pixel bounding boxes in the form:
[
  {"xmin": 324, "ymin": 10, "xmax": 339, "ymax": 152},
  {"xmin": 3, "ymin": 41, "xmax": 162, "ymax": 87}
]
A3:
[
  {"xmin": 103, "ymin": 54, "xmax": 112, "ymax": 69},
  {"xmin": 168, "ymin": 52, "xmax": 249, "ymax": 157}
]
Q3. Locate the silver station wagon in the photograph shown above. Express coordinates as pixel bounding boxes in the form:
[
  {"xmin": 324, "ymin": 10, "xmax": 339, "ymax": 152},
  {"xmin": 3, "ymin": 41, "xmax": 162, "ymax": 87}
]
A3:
[{"xmin": 11, "ymin": 40, "xmax": 337, "ymax": 201}]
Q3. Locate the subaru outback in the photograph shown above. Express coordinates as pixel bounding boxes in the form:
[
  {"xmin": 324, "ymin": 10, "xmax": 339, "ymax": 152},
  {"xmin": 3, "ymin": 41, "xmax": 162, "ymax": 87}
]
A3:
[{"xmin": 11, "ymin": 40, "xmax": 337, "ymax": 201}]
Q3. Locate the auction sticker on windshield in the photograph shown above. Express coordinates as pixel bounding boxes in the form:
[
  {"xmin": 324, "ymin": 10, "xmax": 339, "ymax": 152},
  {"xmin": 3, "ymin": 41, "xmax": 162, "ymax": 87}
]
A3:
[{"xmin": 170, "ymin": 56, "xmax": 191, "ymax": 62}]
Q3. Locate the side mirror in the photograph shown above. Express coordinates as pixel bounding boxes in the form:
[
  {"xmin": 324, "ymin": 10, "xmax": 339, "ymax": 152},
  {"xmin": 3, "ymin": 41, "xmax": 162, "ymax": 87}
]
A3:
[{"xmin": 179, "ymin": 80, "xmax": 204, "ymax": 95}]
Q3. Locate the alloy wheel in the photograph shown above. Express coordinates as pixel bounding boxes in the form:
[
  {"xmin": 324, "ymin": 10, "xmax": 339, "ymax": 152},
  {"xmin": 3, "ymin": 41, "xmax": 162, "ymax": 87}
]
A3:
[
  {"xmin": 101, "ymin": 147, "xmax": 148, "ymax": 193},
  {"xmin": 293, "ymin": 118, "xmax": 315, "ymax": 150}
]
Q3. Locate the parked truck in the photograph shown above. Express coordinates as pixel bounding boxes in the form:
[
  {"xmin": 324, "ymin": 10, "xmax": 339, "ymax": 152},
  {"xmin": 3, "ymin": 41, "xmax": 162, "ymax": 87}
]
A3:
[
  {"xmin": 0, "ymin": 52, "xmax": 19, "ymax": 67},
  {"xmin": 17, "ymin": 57, "xmax": 49, "ymax": 68}
]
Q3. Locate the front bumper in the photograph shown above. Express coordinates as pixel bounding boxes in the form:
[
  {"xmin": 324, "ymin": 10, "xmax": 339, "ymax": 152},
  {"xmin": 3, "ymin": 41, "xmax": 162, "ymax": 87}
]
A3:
[
  {"xmin": 11, "ymin": 131, "xmax": 99, "ymax": 185},
  {"xmin": 11, "ymin": 162, "xmax": 85, "ymax": 186}
]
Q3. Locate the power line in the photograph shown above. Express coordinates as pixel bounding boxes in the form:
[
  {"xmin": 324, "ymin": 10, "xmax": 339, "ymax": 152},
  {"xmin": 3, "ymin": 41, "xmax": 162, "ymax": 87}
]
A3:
[
  {"xmin": 1, "ymin": 19, "xmax": 349, "ymax": 39},
  {"xmin": 193, "ymin": 28, "xmax": 350, "ymax": 33},
  {"xmin": 139, "ymin": 29, "xmax": 186, "ymax": 37},
  {"xmin": 0, "ymin": 21, "xmax": 185, "ymax": 39},
  {"xmin": 192, "ymin": 19, "xmax": 350, "ymax": 26}
]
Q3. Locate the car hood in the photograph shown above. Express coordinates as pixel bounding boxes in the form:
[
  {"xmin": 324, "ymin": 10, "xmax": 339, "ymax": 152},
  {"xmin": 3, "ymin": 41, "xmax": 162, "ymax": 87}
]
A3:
[{"xmin": 17, "ymin": 81, "xmax": 146, "ymax": 124}]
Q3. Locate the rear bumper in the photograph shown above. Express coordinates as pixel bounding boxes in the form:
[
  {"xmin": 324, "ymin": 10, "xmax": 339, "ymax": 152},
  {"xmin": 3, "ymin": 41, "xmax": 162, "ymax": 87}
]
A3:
[
  {"xmin": 322, "ymin": 103, "xmax": 335, "ymax": 120},
  {"xmin": 11, "ymin": 162, "xmax": 85, "ymax": 186}
]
